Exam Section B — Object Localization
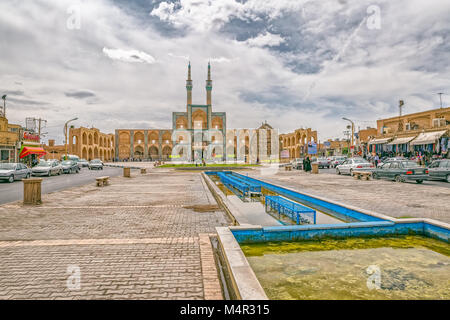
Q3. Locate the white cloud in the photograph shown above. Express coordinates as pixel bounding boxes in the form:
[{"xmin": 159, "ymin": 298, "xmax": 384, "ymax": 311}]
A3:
[
  {"xmin": 244, "ymin": 32, "xmax": 285, "ymax": 47},
  {"xmin": 150, "ymin": 0, "xmax": 310, "ymax": 32},
  {"xmin": 210, "ymin": 57, "xmax": 233, "ymax": 63},
  {"xmin": 0, "ymin": 0, "xmax": 449, "ymax": 144},
  {"xmin": 103, "ymin": 48, "xmax": 156, "ymax": 64},
  {"xmin": 168, "ymin": 53, "xmax": 190, "ymax": 61}
]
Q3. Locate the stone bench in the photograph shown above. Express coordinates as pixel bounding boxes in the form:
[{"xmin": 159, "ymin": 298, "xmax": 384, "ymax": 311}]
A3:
[
  {"xmin": 353, "ymin": 171, "xmax": 372, "ymax": 180},
  {"xmin": 96, "ymin": 176, "xmax": 110, "ymax": 187}
]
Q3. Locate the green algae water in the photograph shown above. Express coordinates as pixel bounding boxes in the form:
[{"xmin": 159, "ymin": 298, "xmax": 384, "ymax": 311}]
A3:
[{"xmin": 241, "ymin": 236, "xmax": 450, "ymax": 300}]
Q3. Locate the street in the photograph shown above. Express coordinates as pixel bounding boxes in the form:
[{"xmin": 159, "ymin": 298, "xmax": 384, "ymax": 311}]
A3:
[{"xmin": 0, "ymin": 166, "xmax": 122, "ymax": 205}]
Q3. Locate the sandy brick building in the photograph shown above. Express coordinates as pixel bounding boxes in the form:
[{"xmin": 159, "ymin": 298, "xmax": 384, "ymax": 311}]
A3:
[
  {"xmin": 44, "ymin": 127, "xmax": 115, "ymax": 161},
  {"xmin": 279, "ymin": 128, "xmax": 318, "ymax": 160}
]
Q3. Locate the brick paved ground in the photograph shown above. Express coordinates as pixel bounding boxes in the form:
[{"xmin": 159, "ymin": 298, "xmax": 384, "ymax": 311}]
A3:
[
  {"xmin": 0, "ymin": 169, "xmax": 229, "ymax": 299},
  {"xmin": 249, "ymin": 169, "xmax": 450, "ymax": 223}
]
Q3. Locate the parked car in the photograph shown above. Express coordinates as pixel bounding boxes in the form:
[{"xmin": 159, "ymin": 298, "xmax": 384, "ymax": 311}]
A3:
[
  {"xmin": 317, "ymin": 157, "xmax": 331, "ymax": 169},
  {"xmin": 32, "ymin": 160, "xmax": 63, "ymax": 176},
  {"xmin": 291, "ymin": 158, "xmax": 304, "ymax": 170},
  {"xmin": 336, "ymin": 158, "xmax": 374, "ymax": 176},
  {"xmin": 330, "ymin": 156, "xmax": 347, "ymax": 168},
  {"xmin": 0, "ymin": 163, "xmax": 31, "ymax": 183},
  {"xmin": 427, "ymin": 159, "xmax": 450, "ymax": 183},
  {"xmin": 372, "ymin": 160, "xmax": 428, "ymax": 183},
  {"xmin": 61, "ymin": 160, "xmax": 80, "ymax": 174},
  {"xmin": 377, "ymin": 156, "xmax": 408, "ymax": 167},
  {"xmin": 88, "ymin": 159, "xmax": 104, "ymax": 170},
  {"xmin": 77, "ymin": 159, "xmax": 89, "ymax": 168}
]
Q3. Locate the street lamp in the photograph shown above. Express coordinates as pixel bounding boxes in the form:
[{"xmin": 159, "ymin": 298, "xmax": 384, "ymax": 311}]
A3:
[
  {"xmin": 64, "ymin": 117, "xmax": 78, "ymax": 160},
  {"xmin": 1, "ymin": 95, "xmax": 6, "ymax": 117},
  {"xmin": 342, "ymin": 117, "xmax": 355, "ymax": 157}
]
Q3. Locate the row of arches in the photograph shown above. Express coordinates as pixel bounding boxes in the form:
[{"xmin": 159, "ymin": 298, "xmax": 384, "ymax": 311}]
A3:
[
  {"xmin": 118, "ymin": 131, "xmax": 173, "ymax": 145},
  {"xmin": 282, "ymin": 134, "xmax": 315, "ymax": 148},
  {"xmin": 81, "ymin": 147, "xmax": 113, "ymax": 161},
  {"xmin": 175, "ymin": 113, "xmax": 224, "ymax": 130},
  {"xmin": 79, "ymin": 132, "xmax": 113, "ymax": 148}
]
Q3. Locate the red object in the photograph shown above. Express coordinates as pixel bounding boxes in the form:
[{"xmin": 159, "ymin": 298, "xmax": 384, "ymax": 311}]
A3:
[
  {"xmin": 19, "ymin": 147, "xmax": 46, "ymax": 159},
  {"xmin": 406, "ymin": 171, "xmax": 413, "ymax": 175},
  {"xmin": 356, "ymin": 165, "xmax": 363, "ymax": 168},
  {"xmin": 425, "ymin": 170, "xmax": 429, "ymax": 174}
]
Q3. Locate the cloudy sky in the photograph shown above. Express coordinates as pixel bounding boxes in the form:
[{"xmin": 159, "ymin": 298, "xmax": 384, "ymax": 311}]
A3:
[{"xmin": 1, "ymin": 0, "xmax": 449, "ymax": 144}]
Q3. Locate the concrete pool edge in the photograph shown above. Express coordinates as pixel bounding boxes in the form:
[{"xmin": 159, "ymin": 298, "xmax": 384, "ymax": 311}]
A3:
[
  {"xmin": 230, "ymin": 220, "xmax": 450, "ymax": 243},
  {"xmin": 206, "ymin": 172, "xmax": 450, "ymax": 300},
  {"xmin": 231, "ymin": 172, "xmax": 395, "ymax": 223},
  {"xmin": 216, "ymin": 227, "xmax": 269, "ymax": 300},
  {"xmin": 216, "ymin": 220, "xmax": 449, "ymax": 300}
]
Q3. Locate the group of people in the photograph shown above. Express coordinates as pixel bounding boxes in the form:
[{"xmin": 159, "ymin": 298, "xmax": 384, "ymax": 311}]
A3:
[{"xmin": 364, "ymin": 150, "xmax": 448, "ymax": 167}]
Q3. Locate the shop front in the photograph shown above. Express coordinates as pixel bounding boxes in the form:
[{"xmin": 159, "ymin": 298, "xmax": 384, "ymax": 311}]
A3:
[
  {"xmin": 368, "ymin": 137, "xmax": 393, "ymax": 154},
  {"xmin": 18, "ymin": 131, "xmax": 46, "ymax": 166},
  {"xmin": 410, "ymin": 130, "xmax": 448, "ymax": 155},
  {"xmin": 385, "ymin": 136, "xmax": 417, "ymax": 154}
]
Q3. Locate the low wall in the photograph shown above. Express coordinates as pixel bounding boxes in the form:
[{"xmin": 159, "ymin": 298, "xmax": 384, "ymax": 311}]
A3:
[
  {"xmin": 232, "ymin": 172, "xmax": 392, "ymax": 222},
  {"xmin": 231, "ymin": 221, "xmax": 449, "ymax": 243}
]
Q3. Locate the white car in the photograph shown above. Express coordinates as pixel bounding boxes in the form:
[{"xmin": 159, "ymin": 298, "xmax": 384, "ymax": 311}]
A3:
[
  {"xmin": 32, "ymin": 160, "xmax": 63, "ymax": 176},
  {"xmin": 336, "ymin": 158, "xmax": 374, "ymax": 176},
  {"xmin": 88, "ymin": 159, "xmax": 104, "ymax": 170},
  {"xmin": 0, "ymin": 163, "xmax": 31, "ymax": 183}
]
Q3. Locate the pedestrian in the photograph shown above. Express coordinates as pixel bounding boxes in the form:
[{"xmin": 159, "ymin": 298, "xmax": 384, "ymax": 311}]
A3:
[
  {"xmin": 304, "ymin": 156, "xmax": 312, "ymax": 173},
  {"xmin": 374, "ymin": 153, "xmax": 380, "ymax": 167}
]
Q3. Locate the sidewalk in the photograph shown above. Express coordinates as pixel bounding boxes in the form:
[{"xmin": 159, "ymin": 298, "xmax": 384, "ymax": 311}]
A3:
[
  {"xmin": 248, "ymin": 170, "xmax": 450, "ymax": 223},
  {"xmin": 0, "ymin": 168, "xmax": 230, "ymax": 299}
]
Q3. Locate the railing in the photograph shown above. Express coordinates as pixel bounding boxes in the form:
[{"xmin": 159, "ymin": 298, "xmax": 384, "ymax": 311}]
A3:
[
  {"xmin": 265, "ymin": 195, "xmax": 316, "ymax": 225},
  {"xmin": 228, "ymin": 174, "xmax": 262, "ymax": 193},
  {"xmin": 217, "ymin": 172, "xmax": 250, "ymax": 197}
]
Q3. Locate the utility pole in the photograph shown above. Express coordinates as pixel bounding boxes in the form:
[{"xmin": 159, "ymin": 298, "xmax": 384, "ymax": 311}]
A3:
[
  {"xmin": 342, "ymin": 118, "xmax": 355, "ymax": 157},
  {"xmin": 28, "ymin": 118, "xmax": 47, "ymax": 146},
  {"xmin": 398, "ymin": 100, "xmax": 405, "ymax": 132},
  {"xmin": 437, "ymin": 93, "xmax": 444, "ymax": 109},
  {"xmin": 399, "ymin": 100, "xmax": 404, "ymax": 116},
  {"xmin": 1, "ymin": 95, "xmax": 6, "ymax": 117}
]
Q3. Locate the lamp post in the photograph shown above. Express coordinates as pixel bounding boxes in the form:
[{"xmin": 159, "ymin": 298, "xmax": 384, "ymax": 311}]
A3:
[
  {"xmin": 342, "ymin": 117, "xmax": 355, "ymax": 157},
  {"xmin": 1, "ymin": 95, "xmax": 6, "ymax": 117},
  {"xmin": 64, "ymin": 117, "xmax": 78, "ymax": 160}
]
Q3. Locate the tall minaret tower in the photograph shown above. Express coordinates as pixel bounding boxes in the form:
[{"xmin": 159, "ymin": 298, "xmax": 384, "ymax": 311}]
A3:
[
  {"xmin": 186, "ymin": 62, "xmax": 193, "ymax": 111},
  {"xmin": 206, "ymin": 62, "xmax": 212, "ymax": 106}
]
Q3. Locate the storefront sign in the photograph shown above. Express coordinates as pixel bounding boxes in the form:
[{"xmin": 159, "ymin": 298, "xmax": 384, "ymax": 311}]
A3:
[{"xmin": 23, "ymin": 131, "xmax": 40, "ymax": 142}]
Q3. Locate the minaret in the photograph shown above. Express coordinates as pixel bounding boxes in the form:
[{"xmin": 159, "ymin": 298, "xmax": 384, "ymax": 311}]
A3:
[
  {"xmin": 206, "ymin": 62, "xmax": 212, "ymax": 106},
  {"xmin": 186, "ymin": 62, "xmax": 193, "ymax": 111}
]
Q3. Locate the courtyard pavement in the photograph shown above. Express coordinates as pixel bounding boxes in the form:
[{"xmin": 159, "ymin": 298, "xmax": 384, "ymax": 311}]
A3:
[
  {"xmin": 248, "ymin": 168, "xmax": 450, "ymax": 223},
  {"xmin": 0, "ymin": 168, "xmax": 230, "ymax": 300}
]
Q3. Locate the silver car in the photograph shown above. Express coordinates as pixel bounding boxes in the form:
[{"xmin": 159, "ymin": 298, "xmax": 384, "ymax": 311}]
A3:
[
  {"xmin": 32, "ymin": 160, "xmax": 63, "ymax": 177},
  {"xmin": 77, "ymin": 159, "xmax": 89, "ymax": 168},
  {"xmin": 331, "ymin": 156, "xmax": 347, "ymax": 168},
  {"xmin": 61, "ymin": 160, "xmax": 80, "ymax": 174},
  {"xmin": 88, "ymin": 159, "xmax": 104, "ymax": 170},
  {"xmin": 336, "ymin": 158, "xmax": 374, "ymax": 176},
  {"xmin": 0, "ymin": 163, "xmax": 31, "ymax": 183}
]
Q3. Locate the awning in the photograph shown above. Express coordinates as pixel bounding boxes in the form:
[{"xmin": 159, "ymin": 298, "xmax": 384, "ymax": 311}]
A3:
[
  {"xmin": 386, "ymin": 136, "xmax": 417, "ymax": 145},
  {"xmin": 410, "ymin": 130, "xmax": 448, "ymax": 146},
  {"xmin": 19, "ymin": 147, "xmax": 47, "ymax": 159},
  {"xmin": 368, "ymin": 138, "xmax": 392, "ymax": 145}
]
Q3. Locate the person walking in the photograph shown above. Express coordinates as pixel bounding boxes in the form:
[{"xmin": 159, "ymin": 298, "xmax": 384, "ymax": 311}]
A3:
[
  {"xmin": 304, "ymin": 156, "xmax": 312, "ymax": 173},
  {"xmin": 374, "ymin": 153, "xmax": 380, "ymax": 167}
]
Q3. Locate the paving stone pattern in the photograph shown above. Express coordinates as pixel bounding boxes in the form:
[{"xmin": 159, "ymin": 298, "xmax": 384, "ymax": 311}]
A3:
[{"xmin": 0, "ymin": 170, "xmax": 230, "ymax": 300}]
